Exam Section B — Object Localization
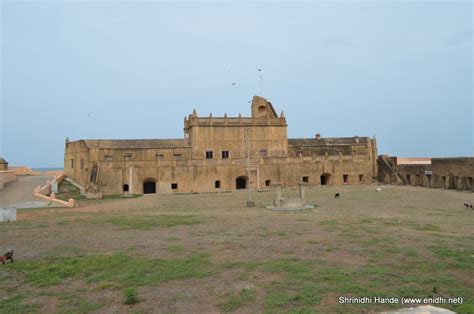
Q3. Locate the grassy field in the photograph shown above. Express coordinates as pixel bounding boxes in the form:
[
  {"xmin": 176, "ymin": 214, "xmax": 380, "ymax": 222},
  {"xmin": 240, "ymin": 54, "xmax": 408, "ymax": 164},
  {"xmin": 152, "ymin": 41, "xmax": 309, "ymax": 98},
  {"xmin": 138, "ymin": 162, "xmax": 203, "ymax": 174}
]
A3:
[{"xmin": 0, "ymin": 185, "xmax": 473, "ymax": 313}]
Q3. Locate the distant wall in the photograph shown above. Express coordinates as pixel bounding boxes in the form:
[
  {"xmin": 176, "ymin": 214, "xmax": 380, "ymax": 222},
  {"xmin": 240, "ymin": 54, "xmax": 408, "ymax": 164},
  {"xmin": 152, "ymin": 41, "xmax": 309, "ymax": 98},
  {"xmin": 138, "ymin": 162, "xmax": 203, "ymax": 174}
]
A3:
[
  {"xmin": 0, "ymin": 170, "xmax": 16, "ymax": 189},
  {"xmin": 378, "ymin": 156, "xmax": 473, "ymax": 191},
  {"xmin": 396, "ymin": 157, "xmax": 431, "ymax": 165},
  {"xmin": 10, "ymin": 166, "xmax": 34, "ymax": 176}
]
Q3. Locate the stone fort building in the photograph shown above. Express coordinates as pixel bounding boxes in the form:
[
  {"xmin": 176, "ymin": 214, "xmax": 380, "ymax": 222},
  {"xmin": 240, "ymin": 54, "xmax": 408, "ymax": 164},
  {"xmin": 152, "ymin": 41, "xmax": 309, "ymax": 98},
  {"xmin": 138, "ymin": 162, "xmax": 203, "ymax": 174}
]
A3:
[{"xmin": 64, "ymin": 96, "xmax": 378, "ymax": 196}]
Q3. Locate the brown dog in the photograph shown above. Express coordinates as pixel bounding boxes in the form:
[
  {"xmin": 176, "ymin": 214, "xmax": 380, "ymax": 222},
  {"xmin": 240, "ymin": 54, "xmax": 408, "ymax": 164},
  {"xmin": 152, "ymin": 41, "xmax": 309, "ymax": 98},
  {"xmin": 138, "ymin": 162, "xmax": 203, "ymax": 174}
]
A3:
[{"xmin": 0, "ymin": 250, "xmax": 13, "ymax": 264}]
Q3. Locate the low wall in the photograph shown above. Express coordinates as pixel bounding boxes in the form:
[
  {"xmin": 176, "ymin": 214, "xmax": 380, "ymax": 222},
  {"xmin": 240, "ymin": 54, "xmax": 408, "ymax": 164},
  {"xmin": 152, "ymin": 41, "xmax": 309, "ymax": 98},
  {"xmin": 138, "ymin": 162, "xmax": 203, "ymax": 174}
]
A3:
[
  {"xmin": 0, "ymin": 207, "xmax": 16, "ymax": 222},
  {"xmin": 0, "ymin": 170, "xmax": 16, "ymax": 189},
  {"xmin": 378, "ymin": 156, "xmax": 473, "ymax": 191},
  {"xmin": 9, "ymin": 166, "xmax": 63, "ymax": 177}
]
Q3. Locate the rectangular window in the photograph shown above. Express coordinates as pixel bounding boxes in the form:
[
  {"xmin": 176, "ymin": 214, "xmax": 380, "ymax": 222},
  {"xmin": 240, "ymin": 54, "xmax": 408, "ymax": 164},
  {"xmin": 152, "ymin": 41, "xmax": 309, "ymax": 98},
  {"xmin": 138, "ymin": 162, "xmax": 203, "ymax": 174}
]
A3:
[
  {"xmin": 71, "ymin": 159, "xmax": 74, "ymax": 169},
  {"xmin": 215, "ymin": 180, "xmax": 221, "ymax": 188},
  {"xmin": 343, "ymin": 174, "xmax": 349, "ymax": 184},
  {"xmin": 302, "ymin": 176, "xmax": 309, "ymax": 183},
  {"xmin": 265, "ymin": 180, "xmax": 272, "ymax": 187},
  {"xmin": 260, "ymin": 149, "xmax": 268, "ymax": 158},
  {"xmin": 171, "ymin": 183, "xmax": 178, "ymax": 190},
  {"xmin": 359, "ymin": 174, "xmax": 364, "ymax": 183},
  {"xmin": 105, "ymin": 155, "xmax": 113, "ymax": 161},
  {"xmin": 124, "ymin": 153, "xmax": 132, "ymax": 161},
  {"xmin": 174, "ymin": 154, "xmax": 182, "ymax": 161},
  {"xmin": 206, "ymin": 151, "xmax": 213, "ymax": 159},
  {"xmin": 80, "ymin": 158, "xmax": 84, "ymax": 170},
  {"xmin": 156, "ymin": 154, "xmax": 164, "ymax": 161},
  {"xmin": 222, "ymin": 151, "xmax": 229, "ymax": 159}
]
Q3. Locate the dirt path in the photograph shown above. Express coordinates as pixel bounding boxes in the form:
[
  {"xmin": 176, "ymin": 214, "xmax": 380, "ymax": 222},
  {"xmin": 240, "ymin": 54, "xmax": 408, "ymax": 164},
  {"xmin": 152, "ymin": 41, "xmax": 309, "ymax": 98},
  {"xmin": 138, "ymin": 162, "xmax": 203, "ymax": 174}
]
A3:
[{"xmin": 0, "ymin": 175, "xmax": 53, "ymax": 208}]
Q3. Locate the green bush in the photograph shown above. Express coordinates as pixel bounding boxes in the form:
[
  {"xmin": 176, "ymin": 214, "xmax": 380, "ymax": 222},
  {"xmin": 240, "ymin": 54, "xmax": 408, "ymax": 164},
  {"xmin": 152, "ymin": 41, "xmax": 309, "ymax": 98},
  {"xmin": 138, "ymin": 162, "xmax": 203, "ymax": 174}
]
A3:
[{"xmin": 123, "ymin": 287, "xmax": 138, "ymax": 305}]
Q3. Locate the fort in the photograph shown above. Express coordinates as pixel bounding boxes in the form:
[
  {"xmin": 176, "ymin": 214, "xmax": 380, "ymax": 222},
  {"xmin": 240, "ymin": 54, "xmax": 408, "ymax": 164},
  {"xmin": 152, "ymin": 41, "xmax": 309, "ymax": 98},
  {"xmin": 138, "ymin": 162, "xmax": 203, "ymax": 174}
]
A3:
[{"xmin": 64, "ymin": 96, "xmax": 378, "ymax": 196}]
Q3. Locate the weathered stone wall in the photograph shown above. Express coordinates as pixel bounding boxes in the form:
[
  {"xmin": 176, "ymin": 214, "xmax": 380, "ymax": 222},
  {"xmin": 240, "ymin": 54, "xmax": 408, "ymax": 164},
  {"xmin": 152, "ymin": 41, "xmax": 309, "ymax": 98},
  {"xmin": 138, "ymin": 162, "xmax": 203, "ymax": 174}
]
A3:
[
  {"xmin": 378, "ymin": 156, "xmax": 473, "ymax": 191},
  {"xmin": 0, "ymin": 170, "xmax": 16, "ymax": 189},
  {"xmin": 64, "ymin": 96, "xmax": 378, "ymax": 196}
]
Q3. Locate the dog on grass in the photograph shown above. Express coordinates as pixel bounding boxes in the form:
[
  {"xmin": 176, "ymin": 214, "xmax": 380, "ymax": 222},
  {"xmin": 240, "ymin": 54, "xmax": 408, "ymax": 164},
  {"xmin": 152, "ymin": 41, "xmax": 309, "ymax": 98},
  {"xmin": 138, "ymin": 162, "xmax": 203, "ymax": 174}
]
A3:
[
  {"xmin": 0, "ymin": 250, "xmax": 13, "ymax": 264},
  {"xmin": 334, "ymin": 193, "xmax": 340, "ymax": 198},
  {"xmin": 464, "ymin": 203, "xmax": 473, "ymax": 210}
]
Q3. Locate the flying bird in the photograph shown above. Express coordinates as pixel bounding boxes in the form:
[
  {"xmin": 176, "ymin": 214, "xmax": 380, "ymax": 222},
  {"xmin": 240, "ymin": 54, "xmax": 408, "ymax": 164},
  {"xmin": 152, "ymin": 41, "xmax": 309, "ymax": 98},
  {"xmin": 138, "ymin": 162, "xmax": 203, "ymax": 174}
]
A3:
[
  {"xmin": 232, "ymin": 82, "xmax": 236, "ymax": 85},
  {"xmin": 257, "ymin": 68, "xmax": 262, "ymax": 71}
]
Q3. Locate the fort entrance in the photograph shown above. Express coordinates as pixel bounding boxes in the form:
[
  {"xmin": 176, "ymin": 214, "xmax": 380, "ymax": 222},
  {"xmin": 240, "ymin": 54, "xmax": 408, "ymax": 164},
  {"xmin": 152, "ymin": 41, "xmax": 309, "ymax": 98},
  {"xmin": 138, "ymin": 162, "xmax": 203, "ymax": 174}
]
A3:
[
  {"xmin": 236, "ymin": 176, "xmax": 247, "ymax": 190},
  {"xmin": 143, "ymin": 180, "xmax": 156, "ymax": 194}
]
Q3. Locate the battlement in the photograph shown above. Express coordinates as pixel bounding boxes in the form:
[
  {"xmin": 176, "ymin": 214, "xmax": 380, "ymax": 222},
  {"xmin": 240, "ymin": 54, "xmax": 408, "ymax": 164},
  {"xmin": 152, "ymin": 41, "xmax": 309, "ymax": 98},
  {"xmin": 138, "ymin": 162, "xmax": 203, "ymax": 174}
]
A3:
[{"xmin": 184, "ymin": 115, "xmax": 287, "ymax": 129}]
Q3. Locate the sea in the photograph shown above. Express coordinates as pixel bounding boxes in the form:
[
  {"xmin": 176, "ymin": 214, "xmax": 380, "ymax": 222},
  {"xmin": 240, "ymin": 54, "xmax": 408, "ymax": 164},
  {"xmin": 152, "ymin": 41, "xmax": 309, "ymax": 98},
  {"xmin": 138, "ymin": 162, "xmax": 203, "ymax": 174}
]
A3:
[{"xmin": 32, "ymin": 167, "xmax": 64, "ymax": 172}]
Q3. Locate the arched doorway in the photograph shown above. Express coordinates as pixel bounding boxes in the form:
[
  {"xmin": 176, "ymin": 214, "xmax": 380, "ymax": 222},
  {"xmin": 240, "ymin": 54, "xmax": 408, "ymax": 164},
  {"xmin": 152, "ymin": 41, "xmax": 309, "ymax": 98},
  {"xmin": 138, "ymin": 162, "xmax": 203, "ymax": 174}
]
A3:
[
  {"xmin": 143, "ymin": 179, "xmax": 156, "ymax": 194},
  {"xmin": 236, "ymin": 176, "xmax": 247, "ymax": 190},
  {"xmin": 320, "ymin": 173, "xmax": 332, "ymax": 185}
]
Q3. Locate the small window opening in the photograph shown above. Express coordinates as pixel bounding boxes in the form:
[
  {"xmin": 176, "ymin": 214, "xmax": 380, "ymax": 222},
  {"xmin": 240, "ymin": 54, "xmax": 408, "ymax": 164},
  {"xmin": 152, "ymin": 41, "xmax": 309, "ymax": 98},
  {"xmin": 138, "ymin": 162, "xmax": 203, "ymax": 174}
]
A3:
[
  {"xmin": 265, "ymin": 180, "xmax": 272, "ymax": 187},
  {"xmin": 206, "ymin": 151, "xmax": 213, "ymax": 159},
  {"xmin": 215, "ymin": 180, "xmax": 221, "ymax": 188},
  {"xmin": 302, "ymin": 176, "xmax": 309, "ymax": 183},
  {"xmin": 171, "ymin": 183, "xmax": 178, "ymax": 190},
  {"xmin": 359, "ymin": 174, "xmax": 364, "ymax": 183},
  {"xmin": 123, "ymin": 184, "xmax": 129, "ymax": 192},
  {"xmin": 222, "ymin": 151, "xmax": 229, "ymax": 159},
  {"xmin": 343, "ymin": 174, "xmax": 349, "ymax": 184}
]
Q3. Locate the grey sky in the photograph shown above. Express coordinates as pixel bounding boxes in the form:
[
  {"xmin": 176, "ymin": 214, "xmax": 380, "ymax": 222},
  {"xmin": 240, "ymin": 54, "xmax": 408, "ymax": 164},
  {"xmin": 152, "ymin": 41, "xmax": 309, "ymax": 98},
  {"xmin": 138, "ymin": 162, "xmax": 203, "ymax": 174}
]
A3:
[{"xmin": 1, "ymin": 1, "xmax": 472, "ymax": 167}]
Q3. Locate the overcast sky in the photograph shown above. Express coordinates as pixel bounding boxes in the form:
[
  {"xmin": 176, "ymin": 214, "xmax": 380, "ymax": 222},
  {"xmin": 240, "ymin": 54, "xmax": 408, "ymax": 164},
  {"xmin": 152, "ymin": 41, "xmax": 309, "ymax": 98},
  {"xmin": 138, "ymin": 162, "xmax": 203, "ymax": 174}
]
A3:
[{"xmin": 1, "ymin": 1, "xmax": 472, "ymax": 167}]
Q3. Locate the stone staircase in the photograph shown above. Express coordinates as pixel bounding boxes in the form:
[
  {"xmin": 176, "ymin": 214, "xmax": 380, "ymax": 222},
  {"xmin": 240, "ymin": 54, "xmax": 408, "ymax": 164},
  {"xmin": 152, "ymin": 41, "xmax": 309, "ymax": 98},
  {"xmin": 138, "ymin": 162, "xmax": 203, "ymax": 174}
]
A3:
[{"xmin": 379, "ymin": 156, "xmax": 405, "ymax": 185}]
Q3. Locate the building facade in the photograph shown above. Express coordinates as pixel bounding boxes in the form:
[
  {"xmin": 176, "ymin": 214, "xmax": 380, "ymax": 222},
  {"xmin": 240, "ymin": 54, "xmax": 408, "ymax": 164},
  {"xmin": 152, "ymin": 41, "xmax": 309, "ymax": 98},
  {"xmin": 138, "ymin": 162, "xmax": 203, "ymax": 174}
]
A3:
[{"xmin": 64, "ymin": 96, "xmax": 378, "ymax": 196}]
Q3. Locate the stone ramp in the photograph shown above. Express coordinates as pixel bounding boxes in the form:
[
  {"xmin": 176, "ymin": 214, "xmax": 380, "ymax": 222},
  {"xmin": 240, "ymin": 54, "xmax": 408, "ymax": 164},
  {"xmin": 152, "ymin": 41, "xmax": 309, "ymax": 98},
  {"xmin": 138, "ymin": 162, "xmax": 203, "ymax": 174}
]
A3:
[{"xmin": 0, "ymin": 175, "xmax": 54, "ymax": 208}]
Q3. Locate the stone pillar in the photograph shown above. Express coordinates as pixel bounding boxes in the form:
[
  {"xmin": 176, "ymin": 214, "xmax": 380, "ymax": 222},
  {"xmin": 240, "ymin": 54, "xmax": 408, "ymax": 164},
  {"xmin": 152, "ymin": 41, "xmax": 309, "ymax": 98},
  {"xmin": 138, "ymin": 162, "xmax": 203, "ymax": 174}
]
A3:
[
  {"xmin": 51, "ymin": 181, "xmax": 58, "ymax": 193},
  {"xmin": 298, "ymin": 182, "xmax": 307, "ymax": 202},
  {"xmin": 272, "ymin": 182, "xmax": 282, "ymax": 207}
]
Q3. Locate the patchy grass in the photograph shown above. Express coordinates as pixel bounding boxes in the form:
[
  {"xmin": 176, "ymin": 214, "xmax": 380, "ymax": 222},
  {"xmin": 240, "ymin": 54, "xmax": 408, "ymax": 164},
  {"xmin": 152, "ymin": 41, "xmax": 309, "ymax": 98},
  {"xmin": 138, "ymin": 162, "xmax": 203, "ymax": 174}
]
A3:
[
  {"xmin": 55, "ymin": 180, "xmax": 85, "ymax": 201},
  {"xmin": 167, "ymin": 245, "xmax": 185, "ymax": 253},
  {"xmin": 9, "ymin": 252, "xmax": 213, "ymax": 288},
  {"xmin": 2, "ymin": 185, "xmax": 473, "ymax": 312},
  {"xmin": 219, "ymin": 288, "xmax": 256, "ymax": 312},
  {"xmin": 0, "ymin": 294, "xmax": 37, "ymax": 313},
  {"xmin": 99, "ymin": 214, "xmax": 206, "ymax": 230}
]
